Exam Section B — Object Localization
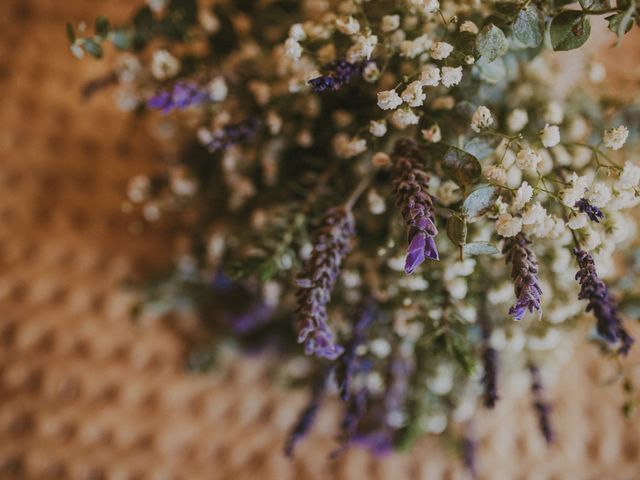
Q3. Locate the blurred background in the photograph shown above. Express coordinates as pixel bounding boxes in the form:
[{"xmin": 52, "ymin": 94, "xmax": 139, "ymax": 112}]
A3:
[{"xmin": 1, "ymin": 1, "xmax": 640, "ymax": 479}]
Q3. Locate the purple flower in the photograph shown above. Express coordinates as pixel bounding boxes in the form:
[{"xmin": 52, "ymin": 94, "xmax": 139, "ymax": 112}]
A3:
[
  {"xmin": 482, "ymin": 345, "xmax": 499, "ymax": 408},
  {"xmin": 574, "ymin": 249, "xmax": 634, "ymax": 355},
  {"xmin": 284, "ymin": 377, "xmax": 326, "ymax": 456},
  {"xmin": 147, "ymin": 81, "xmax": 208, "ymax": 113},
  {"xmin": 503, "ymin": 233, "xmax": 542, "ymax": 321},
  {"xmin": 295, "ymin": 207, "xmax": 356, "ymax": 359},
  {"xmin": 575, "ymin": 198, "xmax": 604, "ymax": 223},
  {"xmin": 528, "ymin": 363, "xmax": 555, "ymax": 444},
  {"xmin": 391, "ymin": 139, "xmax": 439, "ymax": 275},
  {"xmin": 331, "ymin": 388, "xmax": 369, "ymax": 457},
  {"xmin": 462, "ymin": 430, "xmax": 478, "ymax": 479},
  {"xmin": 308, "ymin": 60, "xmax": 365, "ymax": 92},
  {"xmin": 202, "ymin": 118, "xmax": 260, "ymax": 152}
]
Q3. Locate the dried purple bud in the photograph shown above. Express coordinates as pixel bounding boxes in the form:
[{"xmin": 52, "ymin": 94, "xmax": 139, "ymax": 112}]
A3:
[
  {"xmin": 528, "ymin": 363, "xmax": 555, "ymax": 445},
  {"xmin": 574, "ymin": 249, "xmax": 634, "ymax": 355},
  {"xmin": 391, "ymin": 139, "xmax": 439, "ymax": 275},
  {"xmin": 503, "ymin": 233, "xmax": 542, "ymax": 321},
  {"xmin": 202, "ymin": 118, "xmax": 260, "ymax": 152},
  {"xmin": 295, "ymin": 207, "xmax": 356, "ymax": 359},
  {"xmin": 308, "ymin": 60, "xmax": 366, "ymax": 92},
  {"xmin": 575, "ymin": 198, "xmax": 604, "ymax": 223},
  {"xmin": 147, "ymin": 81, "xmax": 208, "ymax": 113}
]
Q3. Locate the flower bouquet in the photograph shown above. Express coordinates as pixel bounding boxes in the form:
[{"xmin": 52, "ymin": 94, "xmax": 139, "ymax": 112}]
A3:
[{"xmin": 68, "ymin": 0, "xmax": 640, "ymax": 471}]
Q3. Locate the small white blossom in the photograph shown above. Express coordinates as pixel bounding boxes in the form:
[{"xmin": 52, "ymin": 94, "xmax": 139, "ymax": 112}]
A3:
[
  {"xmin": 586, "ymin": 183, "xmax": 611, "ymax": 208},
  {"xmin": 151, "ymin": 49, "xmax": 180, "ymax": 80},
  {"xmin": 347, "ymin": 34, "xmax": 378, "ymax": 62},
  {"xmin": 460, "ymin": 20, "xmax": 479, "ymax": 34},
  {"xmin": 400, "ymin": 34, "xmax": 432, "ymax": 58},
  {"xmin": 377, "ymin": 89, "xmax": 403, "ymax": 110},
  {"xmin": 559, "ymin": 173, "xmax": 590, "ymax": 207},
  {"xmin": 470, "ymin": 105, "xmax": 493, "ymax": 132},
  {"xmin": 333, "ymin": 134, "xmax": 367, "ymax": 158},
  {"xmin": 603, "ymin": 125, "xmax": 629, "ymax": 151},
  {"xmin": 369, "ymin": 120, "xmax": 387, "ymax": 137},
  {"xmin": 368, "ymin": 189, "xmax": 386, "ymax": 214},
  {"xmin": 288, "ymin": 23, "xmax": 306, "ymax": 41},
  {"xmin": 616, "ymin": 160, "xmax": 640, "ymax": 190},
  {"xmin": 568, "ymin": 213, "xmax": 588, "ymax": 230},
  {"xmin": 582, "ymin": 227, "xmax": 602, "ymax": 251},
  {"xmin": 543, "ymin": 101, "xmax": 564, "ymax": 125},
  {"xmin": 513, "ymin": 181, "xmax": 533, "ymax": 210},
  {"xmin": 540, "ymin": 124, "xmax": 560, "ymax": 148},
  {"xmin": 362, "ymin": 62, "xmax": 380, "ymax": 82},
  {"xmin": 521, "ymin": 203, "xmax": 546, "ymax": 225},
  {"xmin": 335, "ymin": 16, "xmax": 360, "ymax": 35},
  {"xmin": 147, "ymin": 0, "xmax": 167, "ymax": 13},
  {"xmin": 381, "ymin": 14, "xmax": 400, "ymax": 32},
  {"xmin": 391, "ymin": 108, "xmax": 420, "ymax": 129},
  {"xmin": 284, "ymin": 38, "xmax": 303, "ymax": 59},
  {"xmin": 431, "ymin": 41, "xmax": 454, "ymax": 60},
  {"xmin": 401, "ymin": 81, "xmax": 426, "ymax": 107},
  {"xmin": 507, "ymin": 108, "xmax": 528, "ymax": 133},
  {"xmin": 420, "ymin": 64, "xmax": 441, "ymax": 86},
  {"xmin": 441, "ymin": 66, "xmax": 463, "ymax": 87},
  {"xmin": 496, "ymin": 213, "xmax": 523, "ymax": 237},
  {"xmin": 484, "ymin": 165, "xmax": 507, "ymax": 184},
  {"xmin": 420, "ymin": 0, "xmax": 440, "ymax": 14},
  {"xmin": 437, "ymin": 180, "xmax": 461, "ymax": 206},
  {"xmin": 515, "ymin": 147, "xmax": 542, "ymax": 171},
  {"xmin": 609, "ymin": 189, "xmax": 640, "ymax": 210},
  {"xmin": 421, "ymin": 124, "xmax": 442, "ymax": 143},
  {"xmin": 207, "ymin": 76, "xmax": 228, "ymax": 102},
  {"xmin": 198, "ymin": 7, "xmax": 220, "ymax": 33}
]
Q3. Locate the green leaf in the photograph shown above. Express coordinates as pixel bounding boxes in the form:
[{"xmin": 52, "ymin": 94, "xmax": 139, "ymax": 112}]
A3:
[
  {"xmin": 463, "ymin": 242, "xmax": 500, "ymax": 256},
  {"xmin": 95, "ymin": 16, "xmax": 111, "ymax": 37},
  {"xmin": 550, "ymin": 11, "xmax": 591, "ymax": 51},
  {"xmin": 476, "ymin": 24, "xmax": 509, "ymax": 62},
  {"xmin": 579, "ymin": 0, "xmax": 611, "ymax": 9},
  {"xmin": 462, "ymin": 186, "xmax": 498, "ymax": 219},
  {"xmin": 476, "ymin": 56, "xmax": 507, "ymax": 84},
  {"xmin": 83, "ymin": 39, "xmax": 104, "ymax": 59},
  {"xmin": 446, "ymin": 215, "xmax": 467, "ymax": 247},
  {"xmin": 607, "ymin": 4, "xmax": 635, "ymax": 46},
  {"xmin": 463, "ymin": 134, "xmax": 501, "ymax": 160},
  {"xmin": 512, "ymin": 5, "xmax": 544, "ymax": 47},
  {"xmin": 438, "ymin": 145, "xmax": 482, "ymax": 186},
  {"xmin": 66, "ymin": 22, "xmax": 75, "ymax": 43},
  {"xmin": 110, "ymin": 28, "xmax": 134, "ymax": 50}
]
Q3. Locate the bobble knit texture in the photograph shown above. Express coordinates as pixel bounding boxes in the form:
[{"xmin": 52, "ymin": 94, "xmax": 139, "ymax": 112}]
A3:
[
  {"xmin": 391, "ymin": 140, "xmax": 439, "ymax": 275},
  {"xmin": 296, "ymin": 207, "xmax": 356, "ymax": 359},
  {"xmin": 503, "ymin": 233, "xmax": 542, "ymax": 321}
]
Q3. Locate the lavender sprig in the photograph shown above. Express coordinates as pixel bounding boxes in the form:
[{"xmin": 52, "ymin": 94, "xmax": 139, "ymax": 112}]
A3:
[
  {"xmin": 201, "ymin": 118, "xmax": 260, "ymax": 152},
  {"xmin": 308, "ymin": 60, "xmax": 365, "ymax": 92},
  {"xmin": 575, "ymin": 198, "xmax": 604, "ymax": 223},
  {"xmin": 147, "ymin": 81, "xmax": 209, "ymax": 113},
  {"xmin": 336, "ymin": 304, "xmax": 375, "ymax": 400},
  {"xmin": 528, "ymin": 363, "xmax": 555, "ymax": 445},
  {"xmin": 574, "ymin": 249, "xmax": 634, "ymax": 355},
  {"xmin": 284, "ymin": 377, "xmax": 326, "ymax": 456},
  {"xmin": 392, "ymin": 139, "xmax": 439, "ymax": 275},
  {"xmin": 503, "ymin": 233, "xmax": 542, "ymax": 321},
  {"xmin": 295, "ymin": 207, "xmax": 356, "ymax": 359}
]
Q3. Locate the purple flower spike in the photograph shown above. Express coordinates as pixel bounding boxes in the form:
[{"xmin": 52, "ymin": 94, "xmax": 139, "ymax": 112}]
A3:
[
  {"xmin": 503, "ymin": 233, "xmax": 542, "ymax": 321},
  {"xmin": 574, "ymin": 249, "xmax": 634, "ymax": 355},
  {"xmin": 147, "ymin": 81, "xmax": 208, "ymax": 113},
  {"xmin": 391, "ymin": 139, "xmax": 439, "ymax": 275},
  {"xmin": 528, "ymin": 363, "xmax": 555, "ymax": 445},
  {"xmin": 284, "ymin": 377, "xmax": 326, "ymax": 456},
  {"xmin": 575, "ymin": 198, "xmax": 604, "ymax": 223},
  {"xmin": 295, "ymin": 207, "xmax": 356, "ymax": 359},
  {"xmin": 308, "ymin": 60, "xmax": 365, "ymax": 92}
]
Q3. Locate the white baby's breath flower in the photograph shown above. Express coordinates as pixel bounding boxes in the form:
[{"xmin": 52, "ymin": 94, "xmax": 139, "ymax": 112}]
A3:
[
  {"xmin": 431, "ymin": 41, "xmax": 454, "ymax": 60},
  {"xmin": 335, "ymin": 16, "xmax": 360, "ymax": 35},
  {"xmin": 381, "ymin": 14, "xmax": 400, "ymax": 32},
  {"xmin": 470, "ymin": 105, "xmax": 493, "ymax": 132},
  {"xmin": 207, "ymin": 76, "xmax": 228, "ymax": 102},
  {"xmin": 515, "ymin": 147, "xmax": 541, "ymax": 171},
  {"xmin": 377, "ymin": 89, "xmax": 402, "ymax": 110},
  {"xmin": 420, "ymin": 64, "xmax": 441, "ymax": 86},
  {"xmin": 495, "ymin": 213, "xmax": 523, "ymax": 237},
  {"xmin": 521, "ymin": 203, "xmax": 546, "ymax": 225},
  {"xmin": 507, "ymin": 108, "xmax": 528, "ymax": 133},
  {"xmin": 568, "ymin": 213, "xmax": 588, "ymax": 230},
  {"xmin": 391, "ymin": 108, "xmax": 420, "ymax": 129},
  {"xmin": 347, "ymin": 34, "xmax": 378, "ymax": 62},
  {"xmin": 586, "ymin": 183, "xmax": 611, "ymax": 208},
  {"xmin": 333, "ymin": 134, "xmax": 367, "ymax": 158},
  {"xmin": 582, "ymin": 226, "xmax": 602, "ymax": 251},
  {"xmin": 362, "ymin": 62, "xmax": 380, "ymax": 83},
  {"xmin": 513, "ymin": 181, "xmax": 533, "ymax": 210},
  {"xmin": 369, "ymin": 120, "xmax": 387, "ymax": 137},
  {"xmin": 589, "ymin": 62, "xmax": 606, "ymax": 83},
  {"xmin": 420, "ymin": 0, "xmax": 440, "ymax": 14},
  {"xmin": 400, "ymin": 34, "xmax": 432, "ymax": 58},
  {"xmin": 540, "ymin": 124, "xmax": 560, "ymax": 148},
  {"xmin": 609, "ymin": 189, "xmax": 640, "ymax": 210},
  {"xmin": 288, "ymin": 23, "xmax": 306, "ymax": 41},
  {"xmin": 284, "ymin": 38, "xmax": 303, "ymax": 59},
  {"xmin": 559, "ymin": 173, "xmax": 590, "ymax": 207},
  {"xmin": 543, "ymin": 101, "xmax": 564, "ymax": 125},
  {"xmin": 198, "ymin": 7, "xmax": 220, "ymax": 33},
  {"xmin": 441, "ymin": 66, "xmax": 463, "ymax": 87},
  {"xmin": 617, "ymin": 161, "xmax": 640, "ymax": 190},
  {"xmin": 484, "ymin": 165, "xmax": 507, "ymax": 184},
  {"xmin": 460, "ymin": 20, "xmax": 479, "ymax": 34},
  {"xmin": 603, "ymin": 125, "xmax": 629, "ymax": 151},
  {"xmin": 367, "ymin": 188, "xmax": 386, "ymax": 214},
  {"xmin": 151, "ymin": 49, "xmax": 180, "ymax": 80},
  {"xmin": 147, "ymin": 0, "xmax": 167, "ymax": 13},
  {"xmin": 421, "ymin": 124, "xmax": 442, "ymax": 143},
  {"xmin": 401, "ymin": 81, "xmax": 426, "ymax": 107}
]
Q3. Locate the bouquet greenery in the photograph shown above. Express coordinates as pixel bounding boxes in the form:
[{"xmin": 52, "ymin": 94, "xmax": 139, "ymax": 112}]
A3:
[{"xmin": 69, "ymin": 0, "xmax": 640, "ymax": 470}]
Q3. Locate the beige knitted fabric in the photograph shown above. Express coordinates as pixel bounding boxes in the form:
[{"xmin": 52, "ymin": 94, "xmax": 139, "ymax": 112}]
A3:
[{"xmin": 1, "ymin": 1, "xmax": 639, "ymax": 479}]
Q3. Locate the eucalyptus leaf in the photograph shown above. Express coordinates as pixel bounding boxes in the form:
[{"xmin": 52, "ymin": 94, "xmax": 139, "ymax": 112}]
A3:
[
  {"xmin": 463, "ymin": 242, "xmax": 500, "ymax": 256},
  {"xmin": 476, "ymin": 24, "xmax": 509, "ymax": 62},
  {"xmin": 512, "ymin": 5, "xmax": 543, "ymax": 47},
  {"xmin": 579, "ymin": 0, "xmax": 611, "ymax": 8},
  {"xmin": 608, "ymin": 5, "xmax": 635, "ymax": 46},
  {"xmin": 435, "ymin": 144, "xmax": 482, "ymax": 186},
  {"xmin": 476, "ymin": 56, "xmax": 507, "ymax": 84},
  {"xmin": 462, "ymin": 186, "xmax": 498, "ymax": 219},
  {"xmin": 550, "ymin": 11, "xmax": 591, "ymax": 51},
  {"xmin": 463, "ymin": 134, "xmax": 501, "ymax": 160},
  {"xmin": 95, "ymin": 16, "xmax": 111, "ymax": 37},
  {"xmin": 446, "ymin": 215, "xmax": 467, "ymax": 247},
  {"xmin": 83, "ymin": 39, "xmax": 104, "ymax": 59}
]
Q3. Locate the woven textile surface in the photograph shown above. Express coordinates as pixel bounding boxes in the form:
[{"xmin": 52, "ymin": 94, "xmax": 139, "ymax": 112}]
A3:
[{"xmin": 1, "ymin": 1, "xmax": 640, "ymax": 479}]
